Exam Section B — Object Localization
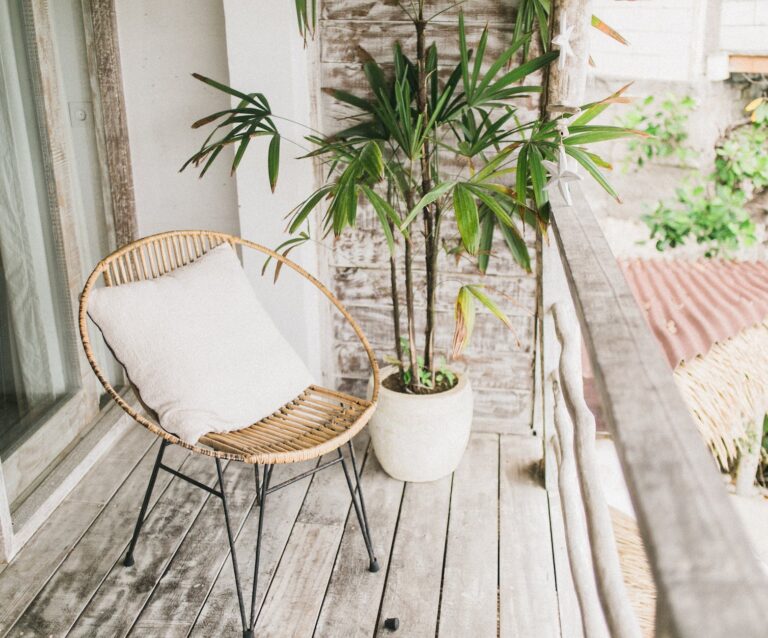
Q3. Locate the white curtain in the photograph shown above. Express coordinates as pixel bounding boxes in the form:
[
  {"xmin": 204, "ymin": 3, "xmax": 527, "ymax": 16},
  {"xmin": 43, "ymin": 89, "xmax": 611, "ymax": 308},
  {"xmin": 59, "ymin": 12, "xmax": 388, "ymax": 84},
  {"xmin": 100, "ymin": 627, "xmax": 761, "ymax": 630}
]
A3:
[{"xmin": 0, "ymin": 8, "xmax": 53, "ymax": 409}]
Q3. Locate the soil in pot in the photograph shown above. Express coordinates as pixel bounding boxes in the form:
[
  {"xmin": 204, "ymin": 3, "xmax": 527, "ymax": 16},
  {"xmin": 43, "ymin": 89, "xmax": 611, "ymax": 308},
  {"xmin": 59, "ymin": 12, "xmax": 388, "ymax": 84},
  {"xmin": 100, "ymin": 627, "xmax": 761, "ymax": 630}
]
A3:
[{"xmin": 381, "ymin": 370, "xmax": 457, "ymax": 394}]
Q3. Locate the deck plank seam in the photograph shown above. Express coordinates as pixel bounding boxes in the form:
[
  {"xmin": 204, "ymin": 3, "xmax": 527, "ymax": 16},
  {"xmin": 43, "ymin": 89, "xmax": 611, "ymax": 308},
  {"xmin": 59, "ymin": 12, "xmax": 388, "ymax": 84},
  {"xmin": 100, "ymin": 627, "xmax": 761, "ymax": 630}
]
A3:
[
  {"xmin": 185, "ymin": 457, "xmax": 322, "ymax": 636},
  {"xmin": 124, "ymin": 460, "xmax": 235, "ymax": 637},
  {"xmin": 310, "ymin": 440, "xmax": 376, "ymax": 638},
  {"xmin": 63, "ymin": 449, "xmax": 207, "ymax": 637},
  {"xmin": 183, "ymin": 465, "xmax": 269, "ymax": 637},
  {"xmin": 370, "ymin": 473, "xmax": 407, "ymax": 637},
  {"xmin": 498, "ymin": 435, "xmax": 506, "ymax": 638},
  {"xmin": 546, "ymin": 480, "xmax": 568, "ymax": 638},
  {"xmin": 250, "ymin": 458, "xmax": 324, "ymax": 630},
  {"xmin": 0, "ymin": 434, "xmax": 158, "ymax": 638},
  {"xmin": 433, "ymin": 469, "xmax": 456, "ymax": 638}
]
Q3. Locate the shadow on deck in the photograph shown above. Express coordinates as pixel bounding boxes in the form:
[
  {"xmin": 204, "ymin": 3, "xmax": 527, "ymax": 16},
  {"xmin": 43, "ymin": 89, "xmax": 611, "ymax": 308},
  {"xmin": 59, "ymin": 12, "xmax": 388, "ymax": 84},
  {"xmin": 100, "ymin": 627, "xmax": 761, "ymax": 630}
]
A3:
[{"xmin": 0, "ymin": 426, "xmax": 578, "ymax": 637}]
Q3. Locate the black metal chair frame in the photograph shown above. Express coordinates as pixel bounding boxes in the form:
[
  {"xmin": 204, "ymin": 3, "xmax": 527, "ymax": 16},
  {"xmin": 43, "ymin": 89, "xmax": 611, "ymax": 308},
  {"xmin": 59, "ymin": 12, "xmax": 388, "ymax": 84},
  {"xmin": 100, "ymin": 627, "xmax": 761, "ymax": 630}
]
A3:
[{"xmin": 123, "ymin": 438, "xmax": 378, "ymax": 638}]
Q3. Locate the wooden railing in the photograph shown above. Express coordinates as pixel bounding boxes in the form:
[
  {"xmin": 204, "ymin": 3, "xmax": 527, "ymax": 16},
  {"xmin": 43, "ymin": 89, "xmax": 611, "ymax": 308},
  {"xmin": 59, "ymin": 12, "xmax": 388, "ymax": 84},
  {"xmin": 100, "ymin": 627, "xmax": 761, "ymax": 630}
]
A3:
[{"xmin": 537, "ymin": 185, "xmax": 767, "ymax": 637}]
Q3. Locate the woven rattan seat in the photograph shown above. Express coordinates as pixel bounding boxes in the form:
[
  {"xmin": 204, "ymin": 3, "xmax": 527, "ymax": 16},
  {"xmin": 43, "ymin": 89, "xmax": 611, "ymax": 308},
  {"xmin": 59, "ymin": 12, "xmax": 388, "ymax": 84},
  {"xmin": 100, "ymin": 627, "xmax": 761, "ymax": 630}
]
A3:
[{"xmin": 199, "ymin": 385, "xmax": 374, "ymax": 464}]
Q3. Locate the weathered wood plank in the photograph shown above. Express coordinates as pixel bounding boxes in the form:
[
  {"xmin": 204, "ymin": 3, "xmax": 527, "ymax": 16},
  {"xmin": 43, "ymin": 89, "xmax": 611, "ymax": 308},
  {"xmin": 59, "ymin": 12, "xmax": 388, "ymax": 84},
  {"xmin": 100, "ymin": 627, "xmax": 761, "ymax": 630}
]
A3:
[
  {"xmin": 375, "ymin": 473, "xmax": 452, "ymax": 638},
  {"xmin": 334, "ymin": 304, "xmax": 535, "ymax": 354},
  {"xmin": 550, "ymin": 185, "xmax": 768, "ymax": 636},
  {"xmin": 6, "ymin": 439, "xmax": 189, "ymax": 637},
  {"xmin": 320, "ymin": 21, "xmax": 516, "ymax": 66},
  {"xmin": 255, "ymin": 436, "xmax": 368, "ymax": 636},
  {"xmin": 313, "ymin": 450, "xmax": 404, "ymax": 637},
  {"xmin": 326, "ymin": 210, "xmax": 537, "ymax": 275},
  {"xmin": 499, "ymin": 435, "xmax": 559, "ymax": 638},
  {"xmin": 127, "ymin": 461, "xmax": 257, "ymax": 637},
  {"xmin": 188, "ymin": 461, "xmax": 318, "ymax": 637},
  {"xmin": 0, "ymin": 426, "xmax": 156, "ymax": 635},
  {"xmin": 331, "ymin": 265, "xmax": 536, "ymax": 312},
  {"xmin": 438, "ymin": 433, "xmax": 498, "ymax": 637},
  {"xmin": 321, "ymin": 0, "xmax": 518, "ymax": 24},
  {"xmin": 88, "ymin": 0, "xmax": 137, "ymax": 245},
  {"xmin": 66, "ymin": 454, "xmax": 220, "ymax": 636}
]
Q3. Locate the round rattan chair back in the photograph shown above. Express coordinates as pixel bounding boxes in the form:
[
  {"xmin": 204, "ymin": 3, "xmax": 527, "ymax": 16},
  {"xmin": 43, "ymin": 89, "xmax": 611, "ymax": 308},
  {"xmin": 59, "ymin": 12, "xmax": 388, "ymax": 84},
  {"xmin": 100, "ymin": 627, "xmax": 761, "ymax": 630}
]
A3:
[{"xmin": 79, "ymin": 230, "xmax": 379, "ymax": 464}]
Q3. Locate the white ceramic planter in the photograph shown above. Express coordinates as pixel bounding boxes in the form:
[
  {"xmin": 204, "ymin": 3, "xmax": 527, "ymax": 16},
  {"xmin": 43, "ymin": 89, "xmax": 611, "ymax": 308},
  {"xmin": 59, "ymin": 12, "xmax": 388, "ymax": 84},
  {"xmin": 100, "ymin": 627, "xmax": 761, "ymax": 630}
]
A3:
[{"xmin": 368, "ymin": 365, "xmax": 473, "ymax": 482}]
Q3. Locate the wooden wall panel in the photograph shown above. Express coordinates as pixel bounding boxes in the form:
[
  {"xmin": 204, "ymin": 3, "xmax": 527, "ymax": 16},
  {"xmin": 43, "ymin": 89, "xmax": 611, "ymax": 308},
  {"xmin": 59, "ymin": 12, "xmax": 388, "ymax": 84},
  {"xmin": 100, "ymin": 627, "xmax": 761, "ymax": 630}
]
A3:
[
  {"xmin": 321, "ymin": 0, "xmax": 519, "ymax": 24},
  {"xmin": 319, "ymin": 0, "xmax": 538, "ymax": 432}
]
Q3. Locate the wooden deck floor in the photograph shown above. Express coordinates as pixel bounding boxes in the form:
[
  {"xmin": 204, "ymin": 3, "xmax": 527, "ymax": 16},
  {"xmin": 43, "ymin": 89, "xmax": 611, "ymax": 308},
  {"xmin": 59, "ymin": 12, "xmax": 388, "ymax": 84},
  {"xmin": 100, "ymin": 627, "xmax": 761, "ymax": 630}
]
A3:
[{"xmin": 0, "ymin": 426, "xmax": 579, "ymax": 637}]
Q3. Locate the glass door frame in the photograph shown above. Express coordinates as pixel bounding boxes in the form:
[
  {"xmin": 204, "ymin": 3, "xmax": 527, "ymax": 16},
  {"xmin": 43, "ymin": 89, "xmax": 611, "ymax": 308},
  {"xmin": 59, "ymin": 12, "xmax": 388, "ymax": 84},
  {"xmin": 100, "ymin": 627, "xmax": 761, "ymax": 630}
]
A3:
[{"xmin": 0, "ymin": 0, "xmax": 134, "ymax": 561}]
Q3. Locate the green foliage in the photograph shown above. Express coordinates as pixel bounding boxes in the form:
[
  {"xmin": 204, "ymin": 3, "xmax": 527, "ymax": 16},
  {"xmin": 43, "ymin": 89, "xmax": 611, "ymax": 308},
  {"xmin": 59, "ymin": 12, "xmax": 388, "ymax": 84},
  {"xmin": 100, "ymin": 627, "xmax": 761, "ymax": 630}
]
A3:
[
  {"xmin": 184, "ymin": 8, "xmax": 637, "ymax": 391},
  {"xmin": 641, "ymin": 95, "xmax": 768, "ymax": 258},
  {"xmin": 386, "ymin": 339, "xmax": 457, "ymax": 389},
  {"xmin": 618, "ymin": 94, "xmax": 696, "ymax": 170},
  {"xmin": 746, "ymin": 96, "xmax": 768, "ymax": 125},
  {"xmin": 293, "ymin": 0, "xmax": 316, "ymax": 42},
  {"xmin": 715, "ymin": 124, "xmax": 768, "ymax": 193},
  {"xmin": 763, "ymin": 414, "xmax": 768, "ymax": 454},
  {"xmin": 643, "ymin": 185, "xmax": 756, "ymax": 257}
]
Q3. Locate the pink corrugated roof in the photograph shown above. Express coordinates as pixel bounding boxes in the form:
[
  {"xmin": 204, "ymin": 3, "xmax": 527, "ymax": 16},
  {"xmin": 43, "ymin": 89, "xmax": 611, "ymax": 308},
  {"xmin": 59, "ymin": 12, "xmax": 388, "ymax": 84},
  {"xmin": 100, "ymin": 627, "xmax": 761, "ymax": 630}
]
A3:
[{"xmin": 620, "ymin": 259, "xmax": 768, "ymax": 368}]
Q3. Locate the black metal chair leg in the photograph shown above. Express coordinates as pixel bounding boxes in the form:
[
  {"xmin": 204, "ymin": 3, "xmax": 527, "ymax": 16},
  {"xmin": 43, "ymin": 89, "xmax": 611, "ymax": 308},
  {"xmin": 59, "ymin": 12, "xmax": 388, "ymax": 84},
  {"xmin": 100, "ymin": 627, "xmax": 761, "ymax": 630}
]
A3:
[
  {"xmin": 339, "ymin": 443, "xmax": 379, "ymax": 572},
  {"xmin": 245, "ymin": 464, "xmax": 272, "ymax": 638},
  {"xmin": 124, "ymin": 439, "xmax": 169, "ymax": 567},
  {"xmin": 216, "ymin": 459, "xmax": 248, "ymax": 635}
]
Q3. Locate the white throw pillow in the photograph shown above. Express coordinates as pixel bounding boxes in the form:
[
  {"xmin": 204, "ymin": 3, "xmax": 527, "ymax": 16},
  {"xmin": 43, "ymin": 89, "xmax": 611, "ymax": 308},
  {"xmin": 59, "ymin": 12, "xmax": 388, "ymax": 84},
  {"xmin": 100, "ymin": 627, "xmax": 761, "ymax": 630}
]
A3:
[{"xmin": 87, "ymin": 242, "xmax": 315, "ymax": 444}]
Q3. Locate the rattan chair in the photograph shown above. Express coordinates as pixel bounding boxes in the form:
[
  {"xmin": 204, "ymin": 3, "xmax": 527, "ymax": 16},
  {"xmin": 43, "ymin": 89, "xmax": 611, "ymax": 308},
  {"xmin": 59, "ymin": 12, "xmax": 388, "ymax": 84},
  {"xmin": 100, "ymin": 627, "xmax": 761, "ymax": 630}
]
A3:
[{"xmin": 79, "ymin": 230, "xmax": 380, "ymax": 638}]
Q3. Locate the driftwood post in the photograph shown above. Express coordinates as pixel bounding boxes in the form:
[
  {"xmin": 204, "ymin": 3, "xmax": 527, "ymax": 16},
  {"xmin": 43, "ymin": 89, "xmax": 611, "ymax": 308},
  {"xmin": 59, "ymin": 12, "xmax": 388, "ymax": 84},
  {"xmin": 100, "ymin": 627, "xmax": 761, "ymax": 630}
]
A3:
[
  {"xmin": 552, "ymin": 304, "xmax": 642, "ymax": 638},
  {"xmin": 547, "ymin": 0, "xmax": 592, "ymax": 113},
  {"xmin": 551, "ymin": 380, "xmax": 609, "ymax": 638}
]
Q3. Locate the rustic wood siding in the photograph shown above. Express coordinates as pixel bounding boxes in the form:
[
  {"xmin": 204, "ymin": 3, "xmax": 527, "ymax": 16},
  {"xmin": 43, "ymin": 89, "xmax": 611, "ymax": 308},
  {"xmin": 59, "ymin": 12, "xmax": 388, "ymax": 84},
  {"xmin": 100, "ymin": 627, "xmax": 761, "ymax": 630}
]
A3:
[{"xmin": 319, "ymin": 0, "xmax": 538, "ymax": 432}]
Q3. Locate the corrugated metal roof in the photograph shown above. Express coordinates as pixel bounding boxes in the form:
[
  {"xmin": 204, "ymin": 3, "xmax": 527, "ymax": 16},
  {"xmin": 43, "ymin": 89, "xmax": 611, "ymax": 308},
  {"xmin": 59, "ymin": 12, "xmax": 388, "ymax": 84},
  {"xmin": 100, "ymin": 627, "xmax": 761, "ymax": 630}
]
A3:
[{"xmin": 619, "ymin": 259, "xmax": 768, "ymax": 368}]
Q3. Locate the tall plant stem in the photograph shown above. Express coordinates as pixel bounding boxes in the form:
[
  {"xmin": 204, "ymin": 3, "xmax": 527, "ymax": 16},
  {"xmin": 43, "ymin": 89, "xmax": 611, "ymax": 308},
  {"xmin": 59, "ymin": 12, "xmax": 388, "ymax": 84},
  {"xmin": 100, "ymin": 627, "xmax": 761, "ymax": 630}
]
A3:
[
  {"xmin": 387, "ymin": 217, "xmax": 405, "ymax": 373},
  {"xmin": 415, "ymin": 11, "xmax": 437, "ymax": 378},
  {"xmin": 403, "ymin": 235, "xmax": 420, "ymax": 390}
]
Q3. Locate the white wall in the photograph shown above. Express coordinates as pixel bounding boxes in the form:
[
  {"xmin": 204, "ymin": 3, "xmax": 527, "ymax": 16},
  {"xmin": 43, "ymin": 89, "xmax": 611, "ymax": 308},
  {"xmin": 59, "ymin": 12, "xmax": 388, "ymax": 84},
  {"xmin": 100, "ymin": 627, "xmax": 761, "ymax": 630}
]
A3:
[
  {"xmin": 117, "ymin": 0, "xmax": 327, "ymax": 380},
  {"xmin": 720, "ymin": 0, "xmax": 768, "ymax": 53},
  {"xmin": 116, "ymin": 0, "xmax": 239, "ymax": 237},
  {"xmin": 222, "ymin": 0, "xmax": 327, "ymax": 380},
  {"xmin": 589, "ymin": 0, "xmax": 717, "ymax": 82}
]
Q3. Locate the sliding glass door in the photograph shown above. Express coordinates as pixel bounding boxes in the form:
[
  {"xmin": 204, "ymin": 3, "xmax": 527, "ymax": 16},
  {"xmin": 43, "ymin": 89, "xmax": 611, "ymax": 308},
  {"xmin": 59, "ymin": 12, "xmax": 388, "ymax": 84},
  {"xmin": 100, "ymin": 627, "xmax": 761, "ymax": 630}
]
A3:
[
  {"xmin": 0, "ymin": 0, "xmax": 78, "ymax": 465},
  {"xmin": 0, "ymin": 0, "xmax": 122, "ymax": 516}
]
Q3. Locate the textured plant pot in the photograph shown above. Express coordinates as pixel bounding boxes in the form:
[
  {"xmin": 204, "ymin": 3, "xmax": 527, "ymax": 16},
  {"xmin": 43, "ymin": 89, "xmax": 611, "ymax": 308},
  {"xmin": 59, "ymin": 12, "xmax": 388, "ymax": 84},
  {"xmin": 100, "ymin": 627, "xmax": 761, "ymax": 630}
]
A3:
[{"xmin": 367, "ymin": 366, "xmax": 473, "ymax": 482}]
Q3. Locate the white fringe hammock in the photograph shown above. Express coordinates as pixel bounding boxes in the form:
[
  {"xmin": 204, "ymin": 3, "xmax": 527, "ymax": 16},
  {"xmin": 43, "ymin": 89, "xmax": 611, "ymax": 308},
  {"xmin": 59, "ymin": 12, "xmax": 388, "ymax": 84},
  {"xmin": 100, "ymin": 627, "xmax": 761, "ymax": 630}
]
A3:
[{"xmin": 673, "ymin": 320, "xmax": 768, "ymax": 472}]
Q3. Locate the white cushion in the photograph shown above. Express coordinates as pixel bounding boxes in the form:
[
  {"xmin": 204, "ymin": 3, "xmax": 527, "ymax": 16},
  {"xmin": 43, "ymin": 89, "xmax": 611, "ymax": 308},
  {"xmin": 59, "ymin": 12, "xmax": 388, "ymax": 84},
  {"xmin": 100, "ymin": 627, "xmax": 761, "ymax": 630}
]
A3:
[{"xmin": 87, "ymin": 242, "xmax": 315, "ymax": 444}]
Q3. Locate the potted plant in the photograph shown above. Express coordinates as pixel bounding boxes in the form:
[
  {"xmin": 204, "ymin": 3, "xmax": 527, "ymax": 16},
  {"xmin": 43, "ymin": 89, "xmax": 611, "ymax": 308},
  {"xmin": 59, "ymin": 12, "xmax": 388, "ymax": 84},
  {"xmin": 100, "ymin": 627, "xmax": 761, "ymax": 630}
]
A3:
[{"xmin": 182, "ymin": 6, "xmax": 636, "ymax": 481}]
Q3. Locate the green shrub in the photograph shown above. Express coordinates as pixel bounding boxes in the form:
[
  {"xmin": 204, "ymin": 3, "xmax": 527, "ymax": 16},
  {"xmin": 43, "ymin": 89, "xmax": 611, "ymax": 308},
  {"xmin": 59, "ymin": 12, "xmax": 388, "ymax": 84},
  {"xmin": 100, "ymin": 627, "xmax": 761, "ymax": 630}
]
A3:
[
  {"xmin": 643, "ymin": 185, "xmax": 755, "ymax": 257},
  {"xmin": 715, "ymin": 125, "xmax": 768, "ymax": 193},
  {"xmin": 619, "ymin": 94, "xmax": 696, "ymax": 170},
  {"xmin": 638, "ymin": 94, "xmax": 768, "ymax": 257}
]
